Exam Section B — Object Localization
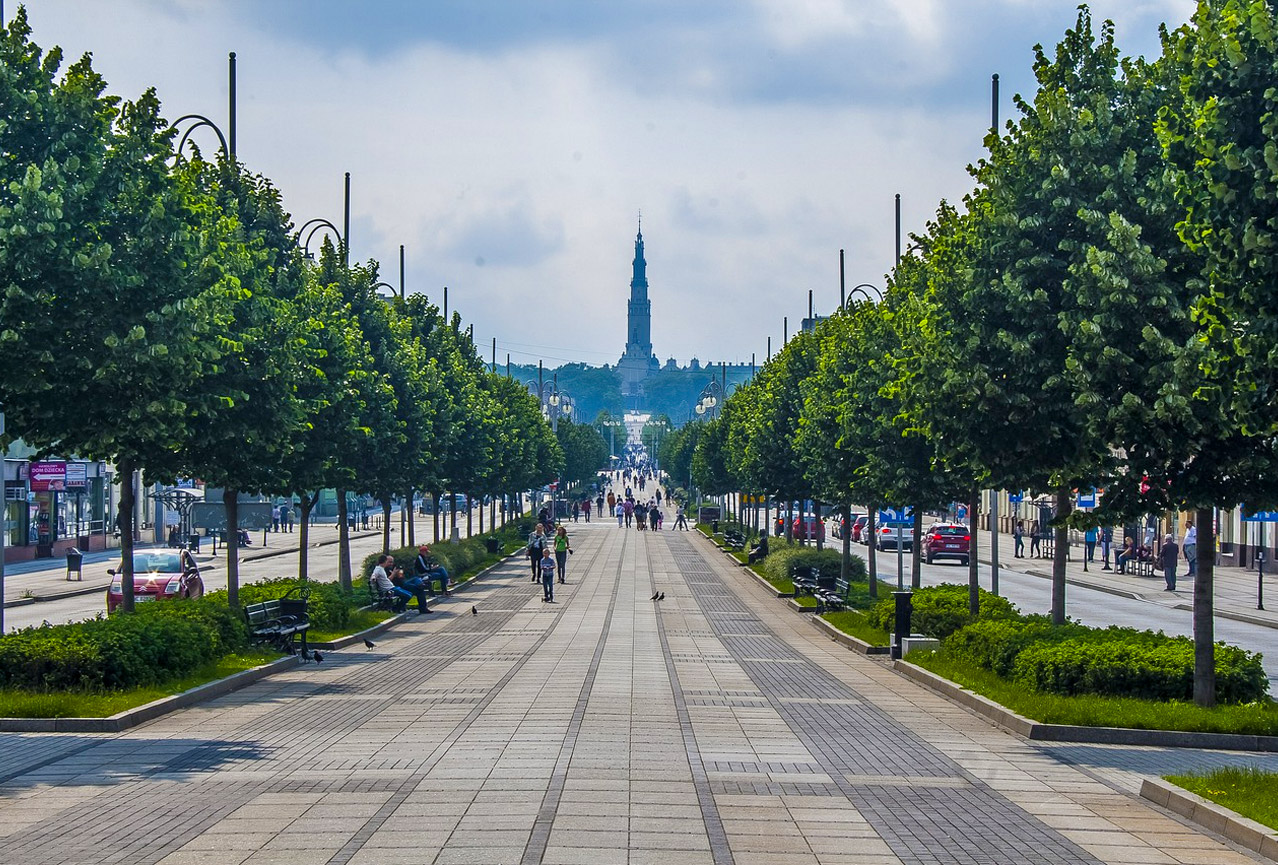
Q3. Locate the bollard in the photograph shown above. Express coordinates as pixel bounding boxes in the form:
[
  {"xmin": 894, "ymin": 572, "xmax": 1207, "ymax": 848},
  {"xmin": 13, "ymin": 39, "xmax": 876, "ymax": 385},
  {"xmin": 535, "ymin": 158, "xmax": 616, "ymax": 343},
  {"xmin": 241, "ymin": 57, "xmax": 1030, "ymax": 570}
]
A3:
[{"xmin": 891, "ymin": 590, "xmax": 913, "ymax": 660}]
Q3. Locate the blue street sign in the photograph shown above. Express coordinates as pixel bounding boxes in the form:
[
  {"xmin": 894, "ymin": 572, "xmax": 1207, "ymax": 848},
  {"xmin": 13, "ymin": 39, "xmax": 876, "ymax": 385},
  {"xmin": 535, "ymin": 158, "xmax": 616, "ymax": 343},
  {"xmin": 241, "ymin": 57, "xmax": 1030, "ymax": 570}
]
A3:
[
  {"xmin": 1242, "ymin": 509, "xmax": 1278, "ymax": 522},
  {"xmin": 1008, "ymin": 492, "xmax": 1024, "ymax": 504},
  {"xmin": 877, "ymin": 506, "xmax": 913, "ymax": 527},
  {"xmin": 1076, "ymin": 489, "xmax": 1097, "ymax": 508}
]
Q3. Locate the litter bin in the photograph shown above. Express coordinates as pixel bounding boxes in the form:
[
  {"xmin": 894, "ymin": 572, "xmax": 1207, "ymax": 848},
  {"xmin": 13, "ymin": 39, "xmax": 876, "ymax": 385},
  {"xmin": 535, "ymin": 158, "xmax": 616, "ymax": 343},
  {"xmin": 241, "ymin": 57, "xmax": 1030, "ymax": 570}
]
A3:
[
  {"xmin": 65, "ymin": 547, "xmax": 84, "ymax": 582},
  {"xmin": 711, "ymin": 519, "xmax": 720, "ymax": 534},
  {"xmin": 485, "ymin": 537, "xmax": 500, "ymax": 555},
  {"xmin": 187, "ymin": 533, "xmax": 201, "ymax": 553}
]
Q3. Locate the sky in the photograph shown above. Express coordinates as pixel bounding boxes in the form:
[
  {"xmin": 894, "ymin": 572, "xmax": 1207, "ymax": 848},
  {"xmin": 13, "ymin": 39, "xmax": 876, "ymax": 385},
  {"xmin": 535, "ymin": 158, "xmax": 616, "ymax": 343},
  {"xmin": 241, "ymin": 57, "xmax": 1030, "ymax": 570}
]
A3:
[{"xmin": 19, "ymin": 0, "xmax": 1193, "ymax": 368}]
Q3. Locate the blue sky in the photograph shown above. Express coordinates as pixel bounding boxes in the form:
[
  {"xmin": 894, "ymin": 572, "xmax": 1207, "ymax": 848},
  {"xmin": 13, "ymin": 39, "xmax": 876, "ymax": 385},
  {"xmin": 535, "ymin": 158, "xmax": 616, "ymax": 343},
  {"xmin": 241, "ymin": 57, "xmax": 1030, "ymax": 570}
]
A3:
[{"xmin": 25, "ymin": 0, "xmax": 1190, "ymax": 367}]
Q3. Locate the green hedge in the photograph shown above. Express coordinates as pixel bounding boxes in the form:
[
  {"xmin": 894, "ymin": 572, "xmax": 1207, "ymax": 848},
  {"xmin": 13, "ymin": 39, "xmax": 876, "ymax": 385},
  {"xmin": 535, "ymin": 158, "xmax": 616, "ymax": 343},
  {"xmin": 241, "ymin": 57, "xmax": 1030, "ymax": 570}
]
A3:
[
  {"xmin": 360, "ymin": 519, "xmax": 534, "ymax": 584},
  {"xmin": 866, "ymin": 583, "xmax": 1017, "ymax": 639},
  {"xmin": 940, "ymin": 615, "xmax": 1270, "ymax": 705},
  {"xmin": 206, "ymin": 577, "xmax": 358, "ymax": 633},
  {"xmin": 0, "ymin": 599, "xmax": 249, "ymax": 692},
  {"xmin": 761, "ymin": 539, "xmax": 866, "ymax": 586}
]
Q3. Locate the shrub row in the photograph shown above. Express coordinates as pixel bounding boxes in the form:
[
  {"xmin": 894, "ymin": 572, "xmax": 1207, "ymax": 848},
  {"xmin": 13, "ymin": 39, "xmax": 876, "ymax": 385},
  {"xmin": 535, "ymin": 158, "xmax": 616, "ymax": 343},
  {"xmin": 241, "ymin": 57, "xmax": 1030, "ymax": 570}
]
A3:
[
  {"xmin": 866, "ymin": 584, "xmax": 1017, "ymax": 639},
  {"xmin": 206, "ymin": 577, "xmax": 358, "ymax": 633},
  {"xmin": 944, "ymin": 617, "xmax": 1269, "ymax": 704},
  {"xmin": 0, "ymin": 600, "xmax": 248, "ymax": 692},
  {"xmin": 360, "ymin": 518, "xmax": 535, "ymax": 583},
  {"xmin": 760, "ymin": 538, "xmax": 867, "ymax": 586}
]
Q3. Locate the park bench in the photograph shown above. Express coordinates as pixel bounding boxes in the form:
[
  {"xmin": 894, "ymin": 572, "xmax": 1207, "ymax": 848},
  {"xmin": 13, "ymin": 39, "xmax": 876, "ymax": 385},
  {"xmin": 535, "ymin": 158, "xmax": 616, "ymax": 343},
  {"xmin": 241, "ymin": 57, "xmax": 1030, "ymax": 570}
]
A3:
[
  {"xmin": 722, "ymin": 530, "xmax": 746, "ymax": 551},
  {"xmin": 244, "ymin": 596, "xmax": 310, "ymax": 658},
  {"xmin": 813, "ymin": 572, "xmax": 853, "ymax": 613},
  {"xmin": 368, "ymin": 579, "xmax": 401, "ymax": 612},
  {"xmin": 1119, "ymin": 547, "xmax": 1155, "ymax": 578},
  {"xmin": 792, "ymin": 565, "xmax": 818, "ymax": 599}
]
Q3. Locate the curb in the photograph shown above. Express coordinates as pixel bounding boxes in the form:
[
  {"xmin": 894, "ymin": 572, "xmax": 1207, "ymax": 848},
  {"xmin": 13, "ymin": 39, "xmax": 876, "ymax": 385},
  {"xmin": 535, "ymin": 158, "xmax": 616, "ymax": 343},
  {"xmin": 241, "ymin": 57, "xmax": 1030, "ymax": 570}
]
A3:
[
  {"xmin": 1140, "ymin": 778, "xmax": 1278, "ymax": 860},
  {"xmin": 811, "ymin": 615, "xmax": 891, "ymax": 655},
  {"xmin": 892, "ymin": 659, "xmax": 1278, "ymax": 752},
  {"xmin": 741, "ymin": 566, "xmax": 794, "ymax": 598},
  {"xmin": 0, "ymin": 656, "xmax": 301, "ymax": 733},
  {"xmin": 311, "ymin": 613, "xmax": 411, "ymax": 650}
]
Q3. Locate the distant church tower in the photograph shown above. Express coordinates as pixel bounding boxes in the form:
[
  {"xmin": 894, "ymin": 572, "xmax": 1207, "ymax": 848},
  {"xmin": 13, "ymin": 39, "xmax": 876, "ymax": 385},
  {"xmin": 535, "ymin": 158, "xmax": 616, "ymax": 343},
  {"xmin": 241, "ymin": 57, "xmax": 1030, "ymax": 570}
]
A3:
[{"xmin": 618, "ymin": 217, "xmax": 659, "ymax": 405}]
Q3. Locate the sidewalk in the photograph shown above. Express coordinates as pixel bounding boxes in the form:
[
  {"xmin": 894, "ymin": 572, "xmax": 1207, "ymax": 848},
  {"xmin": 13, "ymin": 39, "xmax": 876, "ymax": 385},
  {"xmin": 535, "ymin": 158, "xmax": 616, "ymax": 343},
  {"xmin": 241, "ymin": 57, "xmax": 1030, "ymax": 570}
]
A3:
[{"xmin": 975, "ymin": 524, "xmax": 1278, "ymax": 630}]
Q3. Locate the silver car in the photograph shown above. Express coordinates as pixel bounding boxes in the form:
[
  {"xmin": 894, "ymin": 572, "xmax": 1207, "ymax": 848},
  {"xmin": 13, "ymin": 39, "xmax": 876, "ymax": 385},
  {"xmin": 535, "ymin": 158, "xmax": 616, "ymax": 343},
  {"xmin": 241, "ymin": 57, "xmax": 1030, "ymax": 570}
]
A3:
[{"xmin": 875, "ymin": 523, "xmax": 915, "ymax": 551}]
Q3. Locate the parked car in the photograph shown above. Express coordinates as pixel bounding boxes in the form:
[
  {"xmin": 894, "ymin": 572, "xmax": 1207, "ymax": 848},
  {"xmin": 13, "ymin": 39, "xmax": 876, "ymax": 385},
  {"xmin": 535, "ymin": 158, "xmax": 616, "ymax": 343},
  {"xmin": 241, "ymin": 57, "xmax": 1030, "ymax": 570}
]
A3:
[
  {"xmin": 875, "ymin": 523, "xmax": 914, "ymax": 552},
  {"xmin": 106, "ymin": 550, "xmax": 204, "ymax": 612},
  {"xmin": 851, "ymin": 515, "xmax": 869, "ymax": 543},
  {"xmin": 923, "ymin": 523, "xmax": 970, "ymax": 565},
  {"xmin": 831, "ymin": 513, "xmax": 862, "ymax": 541},
  {"xmin": 792, "ymin": 514, "xmax": 826, "ymax": 541}
]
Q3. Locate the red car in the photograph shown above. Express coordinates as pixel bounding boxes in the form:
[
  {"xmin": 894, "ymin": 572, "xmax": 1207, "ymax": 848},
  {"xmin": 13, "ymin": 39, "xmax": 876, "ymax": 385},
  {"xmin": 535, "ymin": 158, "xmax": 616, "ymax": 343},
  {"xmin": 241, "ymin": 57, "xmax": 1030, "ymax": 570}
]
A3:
[
  {"xmin": 792, "ymin": 515, "xmax": 826, "ymax": 541},
  {"xmin": 107, "ymin": 550, "xmax": 204, "ymax": 612},
  {"xmin": 923, "ymin": 523, "xmax": 970, "ymax": 565},
  {"xmin": 851, "ymin": 515, "xmax": 869, "ymax": 543}
]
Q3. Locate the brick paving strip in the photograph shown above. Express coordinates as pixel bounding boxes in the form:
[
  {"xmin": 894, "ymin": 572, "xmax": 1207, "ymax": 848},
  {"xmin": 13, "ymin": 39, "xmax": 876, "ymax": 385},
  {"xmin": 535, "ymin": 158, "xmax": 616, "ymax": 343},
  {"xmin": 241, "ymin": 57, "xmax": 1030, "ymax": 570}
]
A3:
[{"xmin": 657, "ymin": 532, "xmax": 1271, "ymax": 865}]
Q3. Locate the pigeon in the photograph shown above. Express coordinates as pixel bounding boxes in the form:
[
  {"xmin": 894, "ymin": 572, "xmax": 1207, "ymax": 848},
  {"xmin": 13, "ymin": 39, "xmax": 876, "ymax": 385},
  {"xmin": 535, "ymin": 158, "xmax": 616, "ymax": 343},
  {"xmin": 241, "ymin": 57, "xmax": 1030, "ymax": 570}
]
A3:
[
  {"xmin": 312, "ymin": 652, "xmax": 324, "ymax": 664},
  {"xmin": 658, "ymin": 592, "xmax": 665, "ymax": 601},
  {"xmin": 364, "ymin": 639, "xmax": 377, "ymax": 650},
  {"xmin": 472, "ymin": 605, "xmax": 478, "ymax": 615},
  {"xmin": 651, "ymin": 592, "xmax": 660, "ymax": 601}
]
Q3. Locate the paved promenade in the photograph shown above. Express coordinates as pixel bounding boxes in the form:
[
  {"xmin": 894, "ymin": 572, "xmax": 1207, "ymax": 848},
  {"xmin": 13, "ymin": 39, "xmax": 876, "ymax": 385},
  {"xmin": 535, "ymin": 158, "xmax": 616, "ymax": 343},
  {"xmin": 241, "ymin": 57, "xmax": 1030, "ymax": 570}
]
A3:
[{"xmin": 2, "ymin": 522, "xmax": 1275, "ymax": 864}]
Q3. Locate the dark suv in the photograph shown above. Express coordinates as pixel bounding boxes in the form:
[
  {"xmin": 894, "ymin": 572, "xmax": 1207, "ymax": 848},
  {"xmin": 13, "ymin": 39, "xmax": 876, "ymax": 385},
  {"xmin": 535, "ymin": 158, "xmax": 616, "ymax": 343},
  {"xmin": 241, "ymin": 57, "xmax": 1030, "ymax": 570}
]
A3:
[{"xmin": 923, "ymin": 523, "xmax": 970, "ymax": 565}]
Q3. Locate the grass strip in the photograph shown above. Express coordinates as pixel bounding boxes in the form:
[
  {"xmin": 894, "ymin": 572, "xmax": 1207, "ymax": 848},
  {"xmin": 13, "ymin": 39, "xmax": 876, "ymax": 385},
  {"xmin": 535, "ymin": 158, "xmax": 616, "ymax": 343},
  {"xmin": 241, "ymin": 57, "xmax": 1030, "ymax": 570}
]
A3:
[
  {"xmin": 308, "ymin": 609, "xmax": 395, "ymax": 643},
  {"xmin": 794, "ymin": 596, "xmax": 819, "ymax": 608},
  {"xmin": 1164, "ymin": 768, "xmax": 1278, "ymax": 832},
  {"xmin": 911, "ymin": 650, "xmax": 1278, "ymax": 736},
  {"xmin": 0, "ymin": 650, "xmax": 281, "ymax": 718},
  {"xmin": 821, "ymin": 610, "xmax": 889, "ymax": 646}
]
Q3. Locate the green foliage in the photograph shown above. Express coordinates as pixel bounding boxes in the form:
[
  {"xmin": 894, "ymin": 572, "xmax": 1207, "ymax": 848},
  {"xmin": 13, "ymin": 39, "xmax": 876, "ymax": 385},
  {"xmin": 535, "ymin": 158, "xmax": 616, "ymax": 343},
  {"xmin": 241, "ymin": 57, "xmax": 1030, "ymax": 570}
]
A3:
[
  {"xmin": 820, "ymin": 610, "xmax": 890, "ymax": 646},
  {"xmin": 760, "ymin": 539, "xmax": 865, "ymax": 586},
  {"xmin": 1166, "ymin": 768, "xmax": 1278, "ymax": 832},
  {"xmin": 205, "ymin": 577, "xmax": 356, "ymax": 633},
  {"xmin": 1012, "ymin": 638, "xmax": 1267, "ymax": 704},
  {"xmin": 866, "ymin": 584, "xmax": 1017, "ymax": 639},
  {"xmin": 0, "ymin": 599, "xmax": 250, "ymax": 691},
  {"xmin": 556, "ymin": 419, "xmax": 609, "ymax": 491}
]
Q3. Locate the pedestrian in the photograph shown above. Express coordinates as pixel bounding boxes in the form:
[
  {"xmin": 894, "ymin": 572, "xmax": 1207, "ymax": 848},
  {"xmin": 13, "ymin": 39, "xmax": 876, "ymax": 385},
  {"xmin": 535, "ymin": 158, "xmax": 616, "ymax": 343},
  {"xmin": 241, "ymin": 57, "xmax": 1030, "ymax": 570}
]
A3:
[
  {"xmin": 284, "ymin": 504, "xmax": 294, "ymax": 533},
  {"xmin": 623, "ymin": 498, "xmax": 634, "ymax": 528},
  {"xmin": 554, "ymin": 526, "xmax": 572, "ymax": 584},
  {"xmin": 572, "ymin": 501, "xmax": 580, "ymax": 523},
  {"xmin": 635, "ymin": 501, "xmax": 646, "ymax": 531},
  {"xmin": 372, "ymin": 556, "xmax": 415, "ymax": 613},
  {"xmin": 1182, "ymin": 520, "xmax": 1197, "ymax": 577},
  {"xmin": 1084, "ymin": 526, "xmax": 1097, "ymax": 563},
  {"xmin": 528, "ymin": 524, "xmax": 548, "ymax": 582},
  {"xmin": 648, "ymin": 505, "xmax": 658, "ymax": 531},
  {"xmin": 607, "ymin": 491, "xmax": 616, "ymax": 515},
  {"xmin": 675, "ymin": 506, "xmax": 688, "ymax": 531},
  {"xmin": 617, "ymin": 503, "xmax": 625, "ymax": 528},
  {"xmin": 540, "ymin": 547, "xmax": 556, "ymax": 602},
  {"xmin": 1158, "ymin": 533, "xmax": 1179, "ymax": 591},
  {"xmin": 391, "ymin": 562, "xmax": 433, "ymax": 614},
  {"xmin": 414, "ymin": 544, "xmax": 449, "ymax": 594},
  {"xmin": 1029, "ymin": 520, "xmax": 1042, "ymax": 558},
  {"xmin": 583, "ymin": 499, "xmax": 591, "ymax": 522},
  {"xmin": 597, "ymin": 492, "xmax": 605, "ymax": 515},
  {"xmin": 1013, "ymin": 520, "xmax": 1025, "ymax": 558},
  {"xmin": 271, "ymin": 506, "xmax": 280, "ymax": 533},
  {"xmin": 1100, "ymin": 525, "xmax": 1114, "ymax": 571},
  {"xmin": 656, "ymin": 507, "xmax": 663, "ymax": 530},
  {"xmin": 656, "ymin": 489, "xmax": 662, "ymax": 505}
]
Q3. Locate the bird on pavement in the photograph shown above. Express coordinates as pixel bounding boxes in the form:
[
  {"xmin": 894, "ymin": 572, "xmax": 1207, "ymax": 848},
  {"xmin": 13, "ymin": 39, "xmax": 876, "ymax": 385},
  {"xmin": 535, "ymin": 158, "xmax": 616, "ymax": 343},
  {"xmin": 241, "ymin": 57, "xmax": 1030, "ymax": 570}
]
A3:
[
  {"xmin": 472, "ymin": 605, "xmax": 478, "ymax": 615},
  {"xmin": 658, "ymin": 592, "xmax": 665, "ymax": 601},
  {"xmin": 312, "ymin": 652, "xmax": 324, "ymax": 664},
  {"xmin": 363, "ymin": 639, "xmax": 376, "ymax": 650},
  {"xmin": 650, "ymin": 592, "xmax": 660, "ymax": 601}
]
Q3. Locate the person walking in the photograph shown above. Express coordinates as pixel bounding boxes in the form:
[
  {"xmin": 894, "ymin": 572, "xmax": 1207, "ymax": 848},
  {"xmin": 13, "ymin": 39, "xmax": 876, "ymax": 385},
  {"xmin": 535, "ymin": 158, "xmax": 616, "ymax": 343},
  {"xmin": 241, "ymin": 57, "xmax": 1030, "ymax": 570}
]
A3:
[
  {"xmin": 634, "ymin": 501, "xmax": 646, "ymax": 531},
  {"xmin": 675, "ymin": 506, "xmax": 689, "ymax": 531},
  {"xmin": 528, "ymin": 524, "xmax": 548, "ymax": 583},
  {"xmin": 648, "ymin": 504, "xmax": 658, "ymax": 531},
  {"xmin": 572, "ymin": 501, "xmax": 580, "ymax": 523},
  {"xmin": 540, "ymin": 547, "xmax": 556, "ymax": 602},
  {"xmin": 596, "ymin": 492, "xmax": 605, "ymax": 515},
  {"xmin": 623, "ymin": 498, "xmax": 634, "ymax": 528},
  {"xmin": 1013, "ymin": 520, "xmax": 1025, "ymax": 558},
  {"xmin": 1029, "ymin": 520, "xmax": 1042, "ymax": 558},
  {"xmin": 616, "ymin": 502, "xmax": 625, "ymax": 528},
  {"xmin": 1100, "ymin": 525, "xmax": 1114, "ymax": 571},
  {"xmin": 554, "ymin": 526, "xmax": 572, "ymax": 584},
  {"xmin": 607, "ymin": 491, "xmax": 617, "ymax": 515},
  {"xmin": 1158, "ymin": 533, "xmax": 1180, "ymax": 591},
  {"xmin": 583, "ymin": 499, "xmax": 591, "ymax": 522},
  {"xmin": 1182, "ymin": 520, "xmax": 1197, "ymax": 577},
  {"xmin": 1084, "ymin": 526, "xmax": 1097, "ymax": 563}
]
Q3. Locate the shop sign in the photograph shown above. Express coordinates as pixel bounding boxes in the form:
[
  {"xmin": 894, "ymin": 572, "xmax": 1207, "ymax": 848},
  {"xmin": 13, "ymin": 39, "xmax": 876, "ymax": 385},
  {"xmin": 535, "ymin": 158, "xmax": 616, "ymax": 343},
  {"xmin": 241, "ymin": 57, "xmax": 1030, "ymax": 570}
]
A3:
[
  {"xmin": 65, "ymin": 463, "xmax": 88, "ymax": 488},
  {"xmin": 29, "ymin": 461, "xmax": 67, "ymax": 491}
]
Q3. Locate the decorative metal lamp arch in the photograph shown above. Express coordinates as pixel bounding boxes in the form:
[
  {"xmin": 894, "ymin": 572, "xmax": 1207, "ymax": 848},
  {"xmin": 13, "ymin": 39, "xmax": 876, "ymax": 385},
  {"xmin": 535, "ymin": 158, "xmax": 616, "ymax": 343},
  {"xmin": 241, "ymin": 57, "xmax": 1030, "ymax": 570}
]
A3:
[
  {"xmin": 298, "ymin": 218, "xmax": 343, "ymax": 260},
  {"xmin": 843, "ymin": 283, "xmax": 884, "ymax": 309},
  {"xmin": 170, "ymin": 114, "xmax": 229, "ymax": 162}
]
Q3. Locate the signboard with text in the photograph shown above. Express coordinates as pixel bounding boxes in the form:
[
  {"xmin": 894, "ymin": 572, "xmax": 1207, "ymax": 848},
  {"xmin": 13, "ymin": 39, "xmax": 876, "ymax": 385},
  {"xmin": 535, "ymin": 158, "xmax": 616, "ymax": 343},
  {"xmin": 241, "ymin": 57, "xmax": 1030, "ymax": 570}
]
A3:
[
  {"xmin": 29, "ymin": 461, "xmax": 67, "ymax": 492},
  {"xmin": 1242, "ymin": 509, "xmax": 1278, "ymax": 523},
  {"xmin": 65, "ymin": 463, "xmax": 87, "ymax": 488},
  {"xmin": 1076, "ymin": 489, "xmax": 1097, "ymax": 509},
  {"xmin": 877, "ymin": 506, "xmax": 914, "ymax": 527}
]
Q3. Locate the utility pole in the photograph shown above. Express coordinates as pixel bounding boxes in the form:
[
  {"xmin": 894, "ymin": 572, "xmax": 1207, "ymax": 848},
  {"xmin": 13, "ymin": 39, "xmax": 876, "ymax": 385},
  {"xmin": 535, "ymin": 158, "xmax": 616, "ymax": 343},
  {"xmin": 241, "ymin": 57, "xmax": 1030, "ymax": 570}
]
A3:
[
  {"xmin": 399, "ymin": 245, "xmax": 405, "ymax": 299},
  {"xmin": 839, "ymin": 248, "xmax": 846, "ymax": 308}
]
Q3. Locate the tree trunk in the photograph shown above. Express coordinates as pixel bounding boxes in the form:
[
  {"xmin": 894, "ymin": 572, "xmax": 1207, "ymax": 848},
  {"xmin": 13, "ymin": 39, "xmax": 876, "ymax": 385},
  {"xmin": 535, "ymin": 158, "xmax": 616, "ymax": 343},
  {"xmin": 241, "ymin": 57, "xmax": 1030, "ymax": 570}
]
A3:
[
  {"xmin": 479, "ymin": 494, "xmax": 485, "ymax": 535},
  {"xmin": 967, "ymin": 488, "xmax": 979, "ymax": 615},
  {"xmin": 223, "ymin": 488, "xmax": 240, "ymax": 609},
  {"xmin": 117, "ymin": 460, "xmax": 137, "ymax": 613},
  {"xmin": 1193, "ymin": 508, "xmax": 1216, "ymax": 707},
  {"xmin": 1051, "ymin": 485, "xmax": 1072, "ymax": 625},
  {"xmin": 785, "ymin": 499, "xmax": 793, "ymax": 542},
  {"xmin": 407, "ymin": 488, "xmax": 415, "ymax": 548},
  {"xmin": 400, "ymin": 490, "xmax": 406, "ymax": 548},
  {"xmin": 867, "ymin": 508, "xmax": 878, "ymax": 599},
  {"xmin": 907, "ymin": 507, "xmax": 920, "ymax": 589},
  {"xmin": 336, "ymin": 487, "xmax": 351, "ymax": 590},
  {"xmin": 433, "ymin": 493, "xmax": 440, "ymax": 543},
  {"xmin": 841, "ymin": 504, "xmax": 852, "ymax": 585},
  {"xmin": 297, "ymin": 493, "xmax": 315, "ymax": 583},
  {"xmin": 815, "ymin": 500, "xmax": 824, "ymax": 551},
  {"xmin": 467, "ymin": 495, "xmax": 473, "ymax": 538},
  {"xmin": 382, "ymin": 497, "xmax": 392, "ymax": 554}
]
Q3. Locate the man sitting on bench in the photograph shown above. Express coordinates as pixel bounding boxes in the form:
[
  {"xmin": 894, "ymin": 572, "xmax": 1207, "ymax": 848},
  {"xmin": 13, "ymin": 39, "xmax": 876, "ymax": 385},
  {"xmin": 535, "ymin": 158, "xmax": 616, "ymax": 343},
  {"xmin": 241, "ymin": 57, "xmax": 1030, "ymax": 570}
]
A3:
[
  {"xmin": 747, "ymin": 532, "xmax": 769, "ymax": 564},
  {"xmin": 414, "ymin": 544, "xmax": 450, "ymax": 595}
]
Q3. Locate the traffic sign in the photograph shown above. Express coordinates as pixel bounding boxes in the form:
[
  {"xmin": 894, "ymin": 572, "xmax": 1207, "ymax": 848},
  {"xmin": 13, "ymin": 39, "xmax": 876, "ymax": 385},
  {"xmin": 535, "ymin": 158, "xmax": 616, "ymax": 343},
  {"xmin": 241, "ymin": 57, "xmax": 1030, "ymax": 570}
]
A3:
[
  {"xmin": 1242, "ymin": 509, "xmax": 1278, "ymax": 522},
  {"xmin": 877, "ymin": 506, "xmax": 913, "ymax": 527},
  {"xmin": 1008, "ymin": 492, "xmax": 1024, "ymax": 504},
  {"xmin": 1076, "ymin": 489, "xmax": 1097, "ymax": 508}
]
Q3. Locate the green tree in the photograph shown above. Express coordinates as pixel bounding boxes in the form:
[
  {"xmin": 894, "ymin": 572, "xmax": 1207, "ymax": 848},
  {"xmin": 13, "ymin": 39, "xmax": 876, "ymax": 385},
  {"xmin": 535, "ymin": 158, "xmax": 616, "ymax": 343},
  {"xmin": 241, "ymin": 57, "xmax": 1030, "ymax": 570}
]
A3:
[{"xmin": 556, "ymin": 419, "xmax": 610, "ymax": 492}]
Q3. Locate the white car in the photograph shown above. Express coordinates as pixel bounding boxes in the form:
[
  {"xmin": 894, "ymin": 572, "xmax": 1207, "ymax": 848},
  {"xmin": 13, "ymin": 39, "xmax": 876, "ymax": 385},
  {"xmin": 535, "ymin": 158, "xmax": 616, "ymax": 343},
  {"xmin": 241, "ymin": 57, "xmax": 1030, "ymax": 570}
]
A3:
[{"xmin": 875, "ymin": 524, "xmax": 914, "ymax": 552}]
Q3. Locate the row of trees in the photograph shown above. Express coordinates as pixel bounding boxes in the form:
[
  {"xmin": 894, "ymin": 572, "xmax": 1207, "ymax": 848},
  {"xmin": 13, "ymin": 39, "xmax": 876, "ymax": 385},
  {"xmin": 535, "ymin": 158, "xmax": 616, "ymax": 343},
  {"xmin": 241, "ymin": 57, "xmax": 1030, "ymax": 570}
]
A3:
[
  {"xmin": 684, "ymin": 1, "xmax": 1278, "ymax": 706},
  {"xmin": 0, "ymin": 10, "xmax": 564, "ymax": 611}
]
